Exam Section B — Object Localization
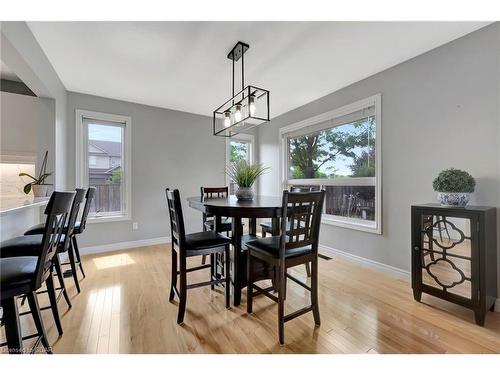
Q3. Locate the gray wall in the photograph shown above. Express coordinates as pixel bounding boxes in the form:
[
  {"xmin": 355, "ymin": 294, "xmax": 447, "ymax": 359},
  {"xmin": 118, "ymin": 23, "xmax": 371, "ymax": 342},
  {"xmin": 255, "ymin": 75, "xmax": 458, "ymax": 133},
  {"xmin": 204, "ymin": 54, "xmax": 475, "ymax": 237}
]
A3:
[
  {"xmin": 258, "ymin": 23, "xmax": 500, "ymax": 289},
  {"xmin": 67, "ymin": 92, "xmax": 226, "ymax": 247},
  {"xmin": 1, "ymin": 22, "xmax": 68, "ymax": 189}
]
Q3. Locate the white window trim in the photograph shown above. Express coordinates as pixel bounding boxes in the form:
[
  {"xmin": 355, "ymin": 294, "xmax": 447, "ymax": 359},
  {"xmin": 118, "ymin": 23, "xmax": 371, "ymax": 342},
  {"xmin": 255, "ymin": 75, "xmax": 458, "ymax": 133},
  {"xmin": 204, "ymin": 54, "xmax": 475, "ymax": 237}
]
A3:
[
  {"xmin": 75, "ymin": 109, "xmax": 132, "ymax": 223},
  {"xmin": 279, "ymin": 94, "xmax": 382, "ymax": 234},
  {"xmin": 225, "ymin": 133, "xmax": 255, "ymax": 191}
]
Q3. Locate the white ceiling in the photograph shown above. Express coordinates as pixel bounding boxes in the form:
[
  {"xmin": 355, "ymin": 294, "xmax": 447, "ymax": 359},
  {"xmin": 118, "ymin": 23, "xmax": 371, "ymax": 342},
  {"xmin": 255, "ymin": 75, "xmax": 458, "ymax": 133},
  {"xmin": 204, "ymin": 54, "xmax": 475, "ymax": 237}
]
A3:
[{"xmin": 28, "ymin": 22, "xmax": 490, "ymax": 118}]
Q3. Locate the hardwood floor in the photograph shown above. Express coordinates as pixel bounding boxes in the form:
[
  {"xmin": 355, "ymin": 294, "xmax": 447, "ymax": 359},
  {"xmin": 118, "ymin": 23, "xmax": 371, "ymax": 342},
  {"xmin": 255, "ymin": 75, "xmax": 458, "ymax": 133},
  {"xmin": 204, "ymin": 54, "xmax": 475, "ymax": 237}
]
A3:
[{"xmin": 2, "ymin": 244, "xmax": 500, "ymax": 354}]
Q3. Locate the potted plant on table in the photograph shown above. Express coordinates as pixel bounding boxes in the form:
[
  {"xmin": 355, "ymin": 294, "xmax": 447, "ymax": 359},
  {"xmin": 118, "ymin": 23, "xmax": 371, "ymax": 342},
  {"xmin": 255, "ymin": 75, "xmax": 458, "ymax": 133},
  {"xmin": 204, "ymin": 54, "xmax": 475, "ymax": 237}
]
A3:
[
  {"xmin": 432, "ymin": 168, "xmax": 476, "ymax": 207},
  {"xmin": 226, "ymin": 160, "xmax": 269, "ymax": 201},
  {"xmin": 19, "ymin": 150, "xmax": 53, "ymax": 197}
]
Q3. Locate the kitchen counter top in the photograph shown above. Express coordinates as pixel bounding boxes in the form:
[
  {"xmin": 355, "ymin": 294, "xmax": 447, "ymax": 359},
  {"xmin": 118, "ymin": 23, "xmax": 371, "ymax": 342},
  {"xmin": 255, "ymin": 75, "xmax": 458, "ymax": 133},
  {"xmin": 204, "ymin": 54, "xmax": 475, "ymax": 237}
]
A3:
[{"xmin": 0, "ymin": 196, "xmax": 50, "ymax": 216}]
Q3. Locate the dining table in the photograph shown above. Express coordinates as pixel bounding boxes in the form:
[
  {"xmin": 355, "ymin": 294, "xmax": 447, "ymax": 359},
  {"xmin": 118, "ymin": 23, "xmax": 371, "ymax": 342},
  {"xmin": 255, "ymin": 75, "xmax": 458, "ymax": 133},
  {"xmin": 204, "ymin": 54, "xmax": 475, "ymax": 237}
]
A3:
[{"xmin": 187, "ymin": 194, "xmax": 283, "ymax": 306}]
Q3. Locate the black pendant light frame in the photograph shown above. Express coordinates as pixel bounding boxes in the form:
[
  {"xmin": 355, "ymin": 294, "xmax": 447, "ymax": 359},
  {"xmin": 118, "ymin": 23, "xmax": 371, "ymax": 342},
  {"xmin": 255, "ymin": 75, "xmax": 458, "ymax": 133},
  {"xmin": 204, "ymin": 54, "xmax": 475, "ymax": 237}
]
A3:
[{"xmin": 213, "ymin": 41, "xmax": 270, "ymax": 137}]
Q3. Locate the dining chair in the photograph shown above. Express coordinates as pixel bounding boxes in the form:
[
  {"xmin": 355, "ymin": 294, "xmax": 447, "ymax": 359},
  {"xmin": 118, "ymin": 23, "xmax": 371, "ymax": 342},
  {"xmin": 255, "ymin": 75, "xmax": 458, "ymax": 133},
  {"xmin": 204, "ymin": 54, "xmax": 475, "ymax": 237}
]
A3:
[
  {"xmin": 260, "ymin": 186, "xmax": 314, "ymax": 277},
  {"xmin": 0, "ymin": 191, "xmax": 75, "ymax": 353},
  {"xmin": 24, "ymin": 187, "xmax": 96, "ymax": 285},
  {"xmin": 246, "ymin": 189, "xmax": 325, "ymax": 345},
  {"xmin": 165, "ymin": 188, "xmax": 232, "ymax": 324}
]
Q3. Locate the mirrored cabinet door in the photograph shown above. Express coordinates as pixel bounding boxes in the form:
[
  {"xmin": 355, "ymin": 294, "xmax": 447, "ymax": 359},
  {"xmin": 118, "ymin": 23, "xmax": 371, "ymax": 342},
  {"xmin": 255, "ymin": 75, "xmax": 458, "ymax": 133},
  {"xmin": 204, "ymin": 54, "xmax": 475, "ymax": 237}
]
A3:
[{"xmin": 419, "ymin": 214, "xmax": 477, "ymax": 301}]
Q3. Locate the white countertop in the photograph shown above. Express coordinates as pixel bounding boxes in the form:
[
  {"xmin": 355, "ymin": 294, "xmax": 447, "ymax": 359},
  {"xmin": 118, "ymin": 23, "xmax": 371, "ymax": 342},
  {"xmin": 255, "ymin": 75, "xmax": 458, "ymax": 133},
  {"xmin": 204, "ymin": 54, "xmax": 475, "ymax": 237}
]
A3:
[{"xmin": 0, "ymin": 196, "xmax": 50, "ymax": 216}]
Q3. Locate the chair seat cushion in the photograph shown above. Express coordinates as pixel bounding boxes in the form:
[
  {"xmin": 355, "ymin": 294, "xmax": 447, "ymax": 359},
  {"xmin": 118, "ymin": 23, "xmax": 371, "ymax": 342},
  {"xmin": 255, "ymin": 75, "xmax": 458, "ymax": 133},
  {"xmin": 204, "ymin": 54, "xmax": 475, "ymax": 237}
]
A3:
[
  {"xmin": 0, "ymin": 234, "xmax": 66, "ymax": 258},
  {"xmin": 185, "ymin": 231, "xmax": 231, "ymax": 253},
  {"xmin": 24, "ymin": 221, "xmax": 81, "ymax": 235},
  {"xmin": 0, "ymin": 256, "xmax": 38, "ymax": 292},
  {"xmin": 0, "ymin": 235, "xmax": 44, "ymax": 258},
  {"xmin": 260, "ymin": 221, "xmax": 272, "ymax": 230},
  {"xmin": 245, "ymin": 236, "xmax": 312, "ymax": 259}
]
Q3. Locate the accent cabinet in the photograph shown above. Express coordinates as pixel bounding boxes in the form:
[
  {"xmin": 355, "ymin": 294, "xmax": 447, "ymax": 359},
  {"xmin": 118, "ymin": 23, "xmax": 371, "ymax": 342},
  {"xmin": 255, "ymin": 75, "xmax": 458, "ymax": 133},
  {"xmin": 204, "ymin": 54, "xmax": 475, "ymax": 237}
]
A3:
[{"xmin": 411, "ymin": 204, "xmax": 497, "ymax": 325}]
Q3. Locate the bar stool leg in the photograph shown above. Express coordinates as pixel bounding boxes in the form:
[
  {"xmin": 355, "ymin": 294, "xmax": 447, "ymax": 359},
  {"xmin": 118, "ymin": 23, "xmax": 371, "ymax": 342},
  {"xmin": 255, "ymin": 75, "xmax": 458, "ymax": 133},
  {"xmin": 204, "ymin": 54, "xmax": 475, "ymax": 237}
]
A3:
[
  {"xmin": 169, "ymin": 248, "xmax": 177, "ymax": 302},
  {"xmin": 225, "ymin": 244, "xmax": 230, "ymax": 309},
  {"xmin": 177, "ymin": 258, "xmax": 187, "ymax": 324},
  {"xmin": 26, "ymin": 291, "xmax": 52, "ymax": 354},
  {"xmin": 46, "ymin": 274, "xmax": 64, "ymax": 336},
  {"xmin": 53, "ymin": 255, "xmax": 72, "ymax": 308},
  {"xmin": 2, "ymin": 297, "xmax": 23, "ymax": 354},
  {"xmin": 72, "ymin": 237, "xmax": 86, "ymax": 278},
  {"xmin": 68, "ymin": 242, "xmax": 81, "ymax": 293}
]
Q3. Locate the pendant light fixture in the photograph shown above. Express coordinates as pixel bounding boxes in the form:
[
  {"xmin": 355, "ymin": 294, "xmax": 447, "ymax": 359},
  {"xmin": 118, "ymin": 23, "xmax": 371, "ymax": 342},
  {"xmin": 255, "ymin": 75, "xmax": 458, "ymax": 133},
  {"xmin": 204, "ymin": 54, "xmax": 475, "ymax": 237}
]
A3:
[{"xmin": 213, "ymin": 41, "xmax": 270, "ymax": 137}]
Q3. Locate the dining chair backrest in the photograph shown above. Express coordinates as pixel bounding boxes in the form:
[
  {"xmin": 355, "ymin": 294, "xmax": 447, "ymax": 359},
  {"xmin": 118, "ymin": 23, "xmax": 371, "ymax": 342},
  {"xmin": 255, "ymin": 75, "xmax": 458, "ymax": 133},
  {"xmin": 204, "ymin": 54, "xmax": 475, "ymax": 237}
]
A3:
[
  {"xmin": 200, "ymin": 186, "xmax": 229, "ymax": 199},
  {"xmin": 165, "ymin": 189, "xmax": 186, "ymax": 250},
  {"xmin": 61, "ymin": 188, "xmax": 86, "ymax": 252},
  {"xmin": 280, "ymin": 190, "xmax": 325, "ymax": 257},
  {"xmin": 79, "ymin": 187, "xmax": 96, "ymax": 233},
  {"xmin": 35, "ymin": 191, "xmax": 75, "ymax": 288}
]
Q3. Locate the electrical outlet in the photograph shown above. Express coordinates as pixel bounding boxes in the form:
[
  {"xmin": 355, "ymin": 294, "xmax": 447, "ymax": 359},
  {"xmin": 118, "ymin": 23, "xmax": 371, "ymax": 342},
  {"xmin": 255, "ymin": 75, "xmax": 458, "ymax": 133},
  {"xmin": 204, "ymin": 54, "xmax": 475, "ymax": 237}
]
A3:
[{"xmin": 132, "ymin": 222, "xmax": 139, "ymax": 230}]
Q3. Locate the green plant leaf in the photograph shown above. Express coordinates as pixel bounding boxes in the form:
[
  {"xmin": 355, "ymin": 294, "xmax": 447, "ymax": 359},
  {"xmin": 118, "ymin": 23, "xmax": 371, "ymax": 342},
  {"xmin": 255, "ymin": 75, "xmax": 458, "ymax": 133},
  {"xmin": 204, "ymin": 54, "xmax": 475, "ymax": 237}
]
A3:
[
  {"xmin": 19, "ymin": 172, "xmax": 38, "ymax": 181},
  {"xmin": 225, "ymin": 160, "xmax": 269, "ymax": 188},
  {"xmin": 38, "ymin": 172, "xmax": 53, "ymax": 184},
  {"xmin": 23, "ymin": 183, "xmax": 34, "ymax": 194}
]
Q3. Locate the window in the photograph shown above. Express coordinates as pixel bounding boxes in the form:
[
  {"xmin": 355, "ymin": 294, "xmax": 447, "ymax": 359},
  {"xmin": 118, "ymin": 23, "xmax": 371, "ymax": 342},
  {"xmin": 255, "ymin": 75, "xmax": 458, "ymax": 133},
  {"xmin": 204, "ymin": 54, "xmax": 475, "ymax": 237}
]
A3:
[
  {"xmin": 76, "ymin": 110, "xmax": 131, "ymax": 222},
  {"xmin": 226, "ymin": 133, "xmax": 254, "ymax": 194},
  {"xmin": 280, "ymin": 94, "xmax": 381, "ymax": 233}
]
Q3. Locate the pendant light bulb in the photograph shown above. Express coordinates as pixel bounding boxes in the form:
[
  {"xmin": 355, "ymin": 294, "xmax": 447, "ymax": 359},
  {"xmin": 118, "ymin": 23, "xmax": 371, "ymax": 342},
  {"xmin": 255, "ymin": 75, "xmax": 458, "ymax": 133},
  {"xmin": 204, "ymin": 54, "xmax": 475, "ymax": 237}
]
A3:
[
  {"xmin": 249, "ymin": 95, "xmax": 256, "ymax": 117},
  {"xmin": 234, "ymin": 104, "xmax": 242, "ymax": 122},
  {"xmin": 223, "ymin": 111, "xmax": 231, "ymax": 127}
]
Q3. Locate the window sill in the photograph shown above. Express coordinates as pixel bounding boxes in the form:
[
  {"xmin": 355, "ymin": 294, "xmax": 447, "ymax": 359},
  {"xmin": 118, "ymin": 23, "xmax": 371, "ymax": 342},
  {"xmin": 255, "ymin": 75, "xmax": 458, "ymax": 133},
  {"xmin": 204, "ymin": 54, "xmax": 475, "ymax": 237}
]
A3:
[
  {"xmin": 88, "ymin": 214, "xmax": 131, "ymax": 224},
  {"xmin": 321, "ymin": 215, "xmax": 381, "ymax": 234}
]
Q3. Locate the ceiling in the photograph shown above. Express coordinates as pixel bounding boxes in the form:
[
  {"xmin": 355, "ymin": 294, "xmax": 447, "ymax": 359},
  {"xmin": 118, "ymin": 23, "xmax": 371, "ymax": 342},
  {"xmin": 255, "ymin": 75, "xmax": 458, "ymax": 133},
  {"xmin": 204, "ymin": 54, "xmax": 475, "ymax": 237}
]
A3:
[
  {"xmin": 0, "ymin": 60, "xmax": 21, "ymax": 81},
  {"xmin": 28, "ymin": 22, "xmax": 490, "ymax": 118}
]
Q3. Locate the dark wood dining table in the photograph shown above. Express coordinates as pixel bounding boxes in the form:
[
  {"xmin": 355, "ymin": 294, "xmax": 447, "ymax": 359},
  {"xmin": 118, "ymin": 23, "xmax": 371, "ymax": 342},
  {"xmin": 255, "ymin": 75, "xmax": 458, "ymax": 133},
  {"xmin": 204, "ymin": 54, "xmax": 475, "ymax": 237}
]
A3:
[{"xmin": 187, "ymin": 195, "xmax": 282, "ymax": 306}]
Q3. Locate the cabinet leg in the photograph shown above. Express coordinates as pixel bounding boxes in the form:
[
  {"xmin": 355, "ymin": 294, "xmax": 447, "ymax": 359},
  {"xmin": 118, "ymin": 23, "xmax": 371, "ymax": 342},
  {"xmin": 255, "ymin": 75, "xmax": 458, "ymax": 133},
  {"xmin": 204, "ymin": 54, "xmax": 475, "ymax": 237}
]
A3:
[
  {"xmin": 474, "ymin": 309, "xmax": 486, "ymax": 326},
  {"xmin": 490, "ymin": 304, "xmax": 496, "ymax": 312},
  {"xmin": 413, "ymin": 289, "xmax": 422, "ymax": 302}
]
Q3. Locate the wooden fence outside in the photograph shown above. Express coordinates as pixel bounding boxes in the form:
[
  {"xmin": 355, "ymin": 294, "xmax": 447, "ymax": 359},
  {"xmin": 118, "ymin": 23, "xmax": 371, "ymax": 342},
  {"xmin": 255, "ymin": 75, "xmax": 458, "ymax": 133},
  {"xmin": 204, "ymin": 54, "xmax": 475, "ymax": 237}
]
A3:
[{"xmin": 90, "ymin": 183, "xmax": 122, "ymax": 213}]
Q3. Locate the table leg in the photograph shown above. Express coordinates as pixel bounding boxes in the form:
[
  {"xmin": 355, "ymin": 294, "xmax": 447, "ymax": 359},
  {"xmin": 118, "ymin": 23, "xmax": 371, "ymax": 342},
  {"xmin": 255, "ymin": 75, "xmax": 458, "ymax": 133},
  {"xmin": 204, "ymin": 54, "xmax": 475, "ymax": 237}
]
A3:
[
  {"xmin": 231, "ymin": 216, "xmax": 243, "ymax": 306},
  {"xmin": 249, "ymin": 218, "xmax": 257, "ymax": 236},
  {"xmin": 271, "ymin": 217, "xmax": 280, "ymax": 235}
]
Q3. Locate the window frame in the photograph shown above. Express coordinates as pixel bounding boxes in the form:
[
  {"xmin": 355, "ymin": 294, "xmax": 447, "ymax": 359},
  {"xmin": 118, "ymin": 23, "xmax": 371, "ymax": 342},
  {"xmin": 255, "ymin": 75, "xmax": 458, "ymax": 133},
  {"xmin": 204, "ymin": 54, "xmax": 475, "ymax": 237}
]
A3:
[
  {"xmin": 225, "ymin": 133, "xmax": 255, "ymax": 192},
  {"xmin": 75, "ymin": 109, "xmax": 132, "ymax": 223},
  {"xmin": 279, "ymin": 94, "xmax": 382, "ymax": 234}
]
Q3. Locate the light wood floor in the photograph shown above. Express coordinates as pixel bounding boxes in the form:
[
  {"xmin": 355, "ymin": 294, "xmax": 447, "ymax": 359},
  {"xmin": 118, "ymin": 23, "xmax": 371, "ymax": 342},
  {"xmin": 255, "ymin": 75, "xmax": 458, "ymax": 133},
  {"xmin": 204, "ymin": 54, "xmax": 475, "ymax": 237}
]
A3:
[{"xmin": 3, "ymin": 244, "xmax": 500, "ymax": 354}]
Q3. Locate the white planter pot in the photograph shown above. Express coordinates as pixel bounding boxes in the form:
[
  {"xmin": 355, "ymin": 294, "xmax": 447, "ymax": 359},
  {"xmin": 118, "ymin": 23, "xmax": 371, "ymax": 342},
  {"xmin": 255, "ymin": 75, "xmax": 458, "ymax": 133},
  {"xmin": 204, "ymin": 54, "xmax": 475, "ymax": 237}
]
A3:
[
  {"xmin": 32, "ymin": 184, "xmax": 49, "ymax": 197},
  {"xmin": 436, "ymin": 192, "xmax": 471, "ymax": 207}
]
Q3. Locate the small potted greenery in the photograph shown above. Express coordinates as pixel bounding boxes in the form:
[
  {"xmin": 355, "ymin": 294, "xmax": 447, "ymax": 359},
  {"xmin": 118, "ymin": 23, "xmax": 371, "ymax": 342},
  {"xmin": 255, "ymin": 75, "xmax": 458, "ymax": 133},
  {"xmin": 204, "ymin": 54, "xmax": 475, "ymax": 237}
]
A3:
[
  {"xmin": 226, "ymin": 160, "xmax": 269, "ymax": 201},
  {"xmin": 19, "ymin": 151, "xmax": 53, "ymax": 197},
  {"xmin": 432, "ymin": 168, "xmax": 475, "ymax": 207}
]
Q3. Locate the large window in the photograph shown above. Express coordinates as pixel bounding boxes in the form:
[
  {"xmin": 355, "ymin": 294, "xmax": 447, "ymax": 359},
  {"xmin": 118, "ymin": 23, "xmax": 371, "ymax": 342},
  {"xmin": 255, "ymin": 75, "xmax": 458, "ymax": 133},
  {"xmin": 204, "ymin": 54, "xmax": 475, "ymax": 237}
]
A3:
[
  {"xmin": 226, "ymin": 134, "xmax": 254, "ymax": 194},
  {"xmin": 76, "ymin": 110, "xmax": 131, "ymax": 222},
  {"xmin": 280, "ymin": 95, "xmax": 381, "ymax": 233}
]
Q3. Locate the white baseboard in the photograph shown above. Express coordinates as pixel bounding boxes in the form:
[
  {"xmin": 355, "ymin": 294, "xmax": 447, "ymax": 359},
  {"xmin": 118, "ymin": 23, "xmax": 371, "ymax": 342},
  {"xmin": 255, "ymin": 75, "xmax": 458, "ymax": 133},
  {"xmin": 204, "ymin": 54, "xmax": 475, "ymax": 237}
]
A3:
[
  {"xmin": 319, "ymin": 243, "xmax": 411, "ymax": 279},
  {"xmin": 80, "ymin": 236, "xmax": 171, "ymax": 256}
]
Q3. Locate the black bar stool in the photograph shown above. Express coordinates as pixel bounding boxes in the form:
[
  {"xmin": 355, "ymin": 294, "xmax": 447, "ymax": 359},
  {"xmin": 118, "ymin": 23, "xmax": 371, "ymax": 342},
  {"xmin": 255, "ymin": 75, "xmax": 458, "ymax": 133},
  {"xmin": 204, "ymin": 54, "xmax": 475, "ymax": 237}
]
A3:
[
  {"xmin": 24, "ymin": 187, "xmax": 94, "ymax": 292},
  {"xmin": 246, "ymin": 190, "xmax": 325, "ymax": 345},
  {"xmin": 1, "ymin": 189, "xmax": 85, "ymax": 337},
  {"xmin": 0, "ymin": 191, "xmax": 75, "ymax": 354},
  {"xmin": 165, "ymin": 188, "xmax": 231, "ymax": 324}
]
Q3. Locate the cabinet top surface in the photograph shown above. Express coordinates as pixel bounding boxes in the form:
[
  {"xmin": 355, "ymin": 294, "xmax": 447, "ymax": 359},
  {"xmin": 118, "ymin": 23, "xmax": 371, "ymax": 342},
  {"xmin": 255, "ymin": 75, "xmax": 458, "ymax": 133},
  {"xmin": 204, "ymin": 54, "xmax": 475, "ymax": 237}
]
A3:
[{"xmin": 412, "ymin": 203, "xmax": 496, "ymax": 213}]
